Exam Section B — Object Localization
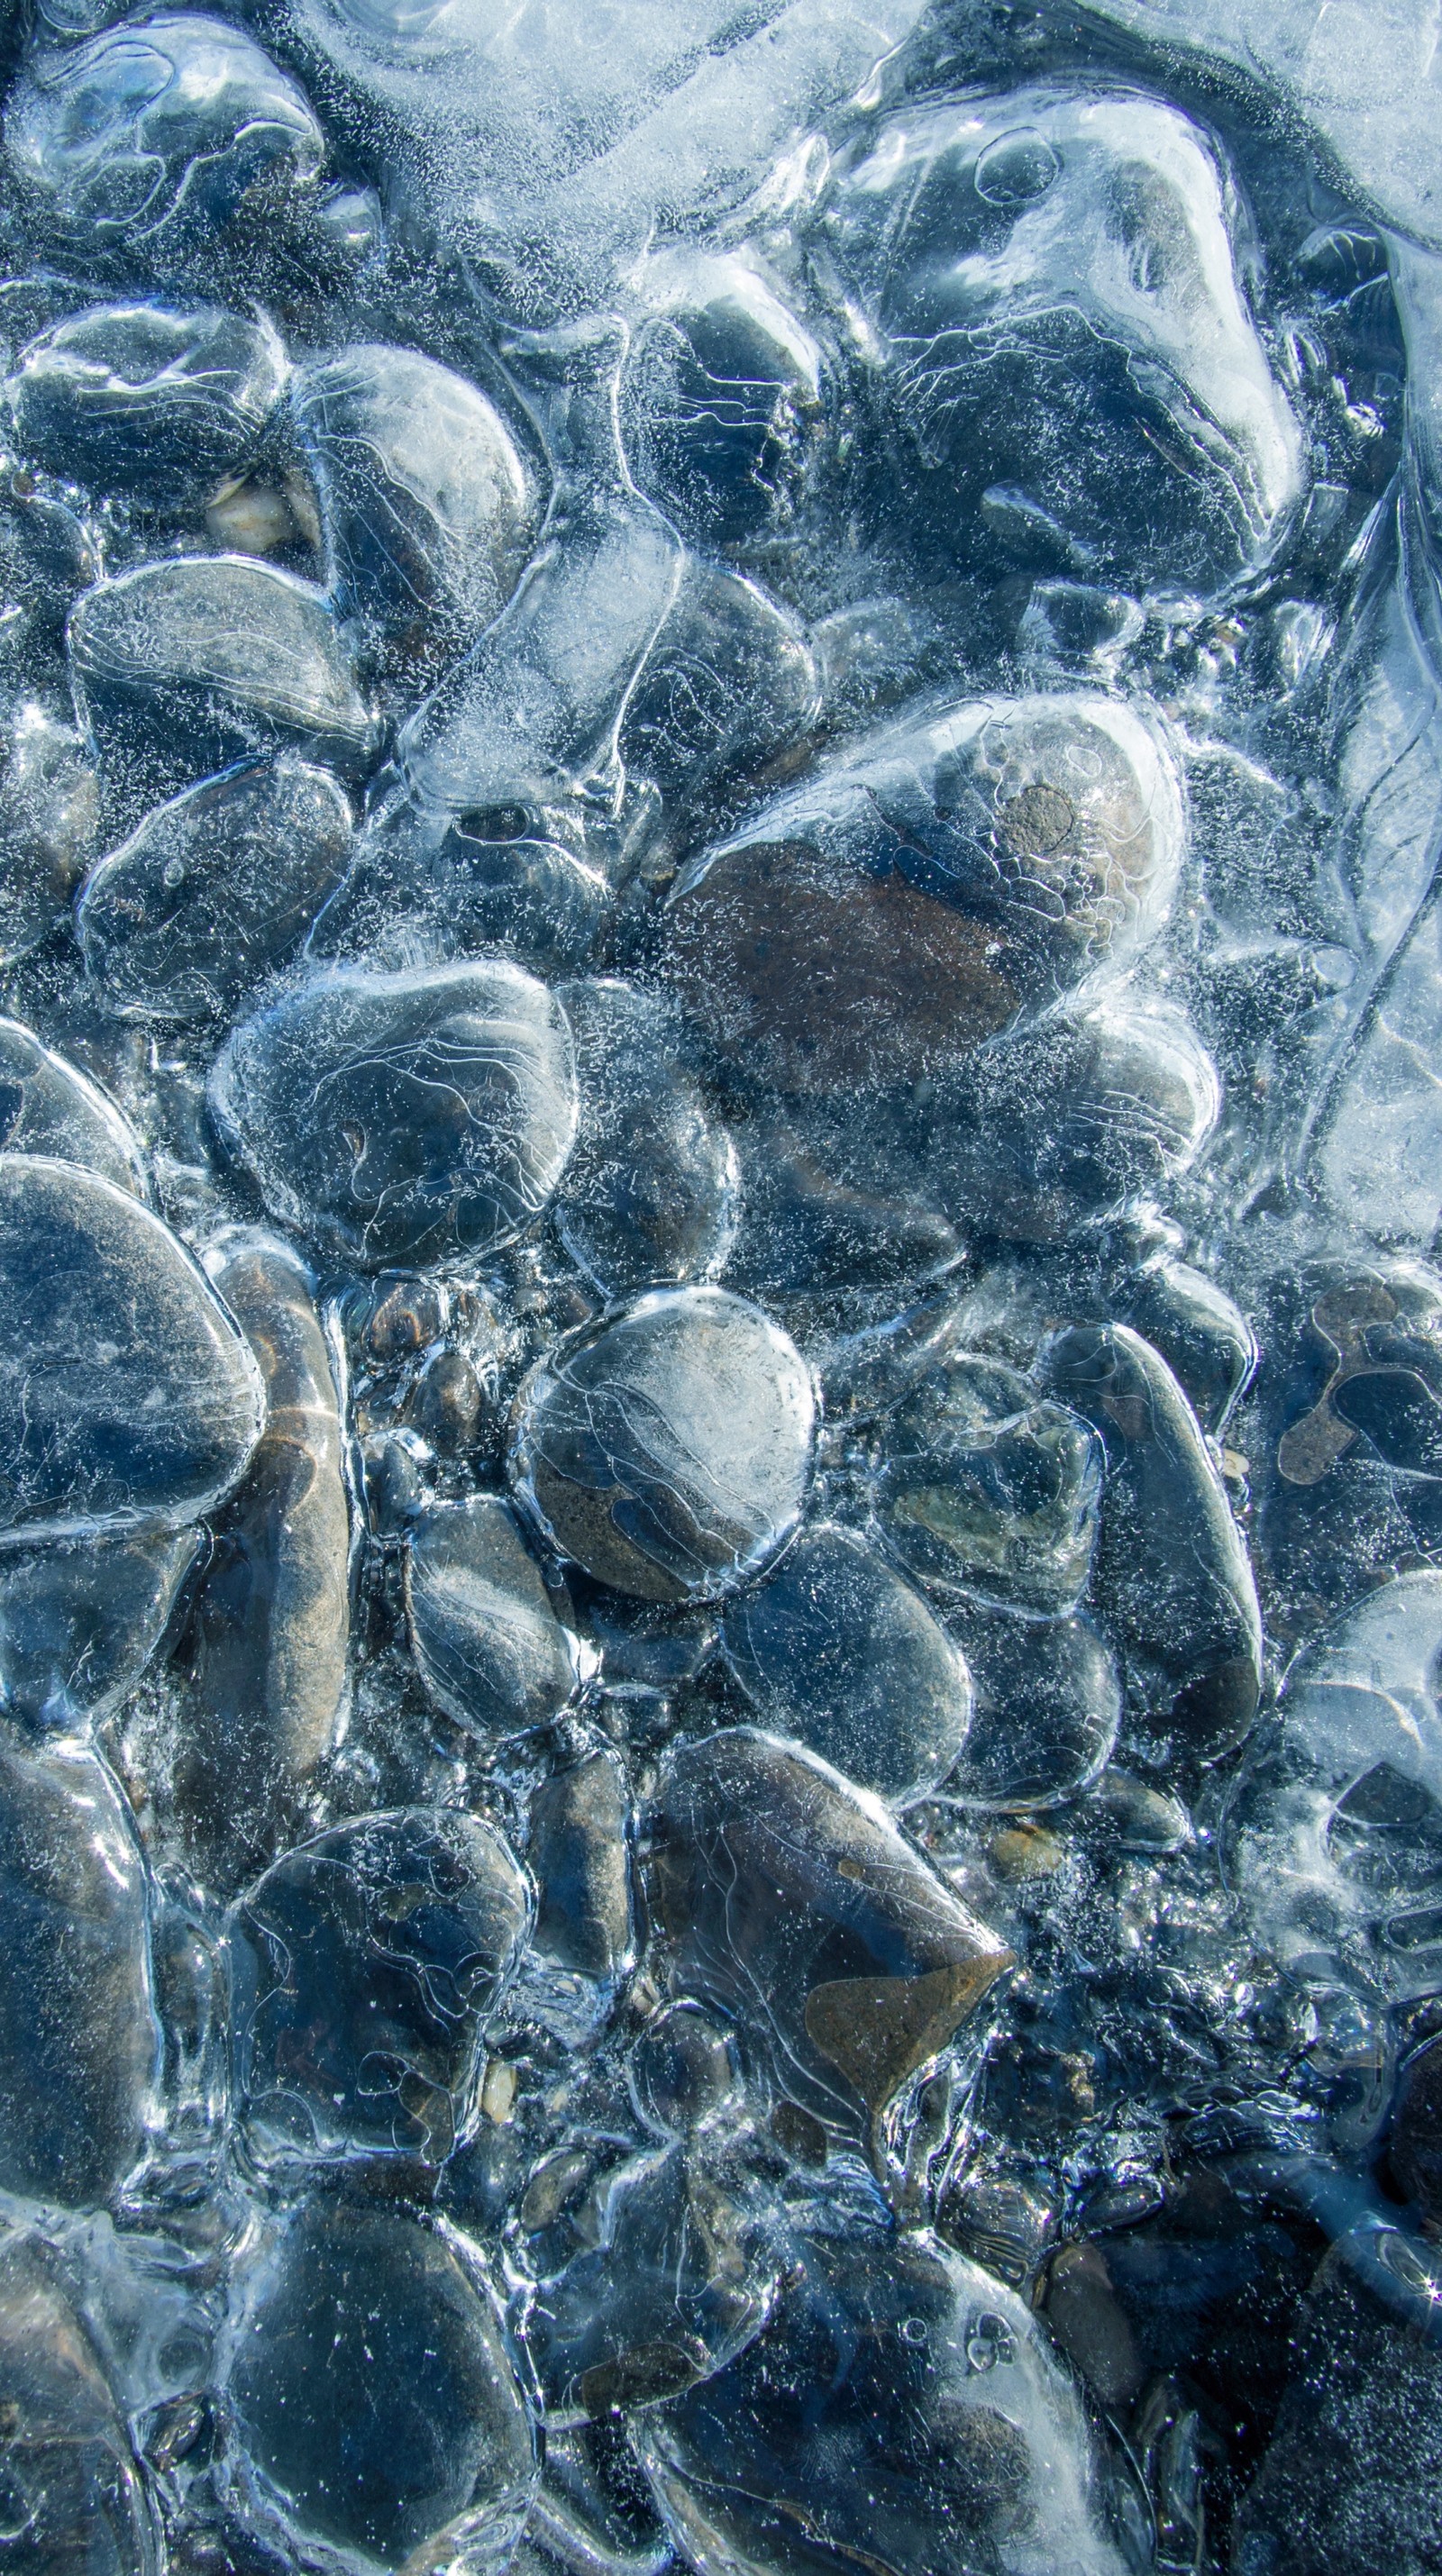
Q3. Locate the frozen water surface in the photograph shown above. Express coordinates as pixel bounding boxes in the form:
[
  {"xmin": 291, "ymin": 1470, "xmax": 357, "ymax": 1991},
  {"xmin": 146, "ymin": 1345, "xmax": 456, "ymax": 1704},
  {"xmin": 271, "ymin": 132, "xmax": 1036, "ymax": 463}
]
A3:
[{"xmin": 0, "ymin": 0, "xmax": 1440, "ymax": 2569}]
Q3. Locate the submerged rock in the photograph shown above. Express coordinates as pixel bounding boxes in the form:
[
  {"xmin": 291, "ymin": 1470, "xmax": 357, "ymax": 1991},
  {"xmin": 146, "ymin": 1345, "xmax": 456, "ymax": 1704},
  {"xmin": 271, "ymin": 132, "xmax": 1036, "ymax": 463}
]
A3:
[
  {"xmin": 1045, "ymin": 1321, "xmax": 1263, "ymax": 1760},
  {"xmin": 720, "ymin": 1522, "xmax": 972, "ymax": 1805},
  {"xmin": 634, "ymin": 2228, "xmax": 1126, "ymax": 2576},
  {"xmin": 662, "ymin": 691, "xmax": 1184, "ymax": 1097},
  {"xmin": 0, "ymin": 1154, "xmax": 262, "ymax": 1545},
  {"xmin": 5, "ymin": 14, "xmax": 325, "ymax": 279},
  {"xmin": 513, "ymin": 1288, "xmax": 814, "ymax": 1603},
  {"xmin": 78, "ymin": 756, "xmax": 353, "ymax": 1020},
  {"xmin": 209, "ymin": 960, "xmax": 578, "ymax": 1269},
  {"xmin": 172, "ymin": 1233, "xmax": 350, "ymax": 1890},
  {"xmin": 0, "ymin": 2232, "xmax": 152, "ymax": 2576},
  {"xmin": 230, "ymin": 1806, "xmax": 532, "ymax": 2169},
  {"xmin": 0, "ymin": 1016, "xmax": 146, "ymax": 1192},
  {"xmin": 650, "ymin": 1729, "xmax": 1009, "ymax": 2152},
  {"xmin": 7, "ymin": 300, "xmax": 287, "ymax": 502},
  {"xmin": 291, "ymin": 341, "xmax": 540, "ymax": 668},
  {"xmin": 875, "ymin": 1352, "xmax": 1102, "ymax": 1614},
  {"xmin": 0, "ymin": 1525, "xmax": 197, "ymax": 1735},
  {"xmin": 0, "ymin": 1738, "xmax": 158, "ymax": 2207},
  {"xmin": 222, "ymin": 2195, "xmax": 537, "ymax": 2571},
  {"xmin": 405, "ymin": 1493, "xmax": 584, "ymax": 1743},
  {"xmin": 68, "ymin": 556, "xmax": 377, "ymax": 782}
]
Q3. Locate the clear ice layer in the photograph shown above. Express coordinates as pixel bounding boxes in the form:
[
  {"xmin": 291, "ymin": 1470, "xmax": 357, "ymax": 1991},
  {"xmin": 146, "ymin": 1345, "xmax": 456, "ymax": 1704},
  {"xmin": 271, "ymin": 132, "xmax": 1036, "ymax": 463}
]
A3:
[{"xmin": 0, "ymin": 5, "xmax": 1437, "ymax": 2575}]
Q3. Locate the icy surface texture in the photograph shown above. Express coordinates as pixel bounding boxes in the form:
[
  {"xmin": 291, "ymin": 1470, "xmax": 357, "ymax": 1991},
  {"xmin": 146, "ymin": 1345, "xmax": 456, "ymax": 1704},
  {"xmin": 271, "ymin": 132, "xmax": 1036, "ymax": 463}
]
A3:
[{"xmin": 0, "ymin": 3, "xmax": 1440, "ymax": 2572}]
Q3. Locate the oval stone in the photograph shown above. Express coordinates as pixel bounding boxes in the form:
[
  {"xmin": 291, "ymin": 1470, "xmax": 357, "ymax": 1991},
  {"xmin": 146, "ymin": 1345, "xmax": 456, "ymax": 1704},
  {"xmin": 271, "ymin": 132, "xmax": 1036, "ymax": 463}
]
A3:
[
  {"xmin": 721, "ymin": 1522, "xmax": 972, "ymax": 1804},
  {"xmin": 224, "ymin": 2197, "xmax": 537, "ymax": 2571},
  {"xmin": 0, "ymin": 1154, "xmax": 263, "ymax": 1545},
  {"xmin": 512, "ymin": 1288, "xmax": 815, "ymax": 1603},
  {"xmin": 208, "ymin": 960, "xmax": 578, "ymax": 1270}
]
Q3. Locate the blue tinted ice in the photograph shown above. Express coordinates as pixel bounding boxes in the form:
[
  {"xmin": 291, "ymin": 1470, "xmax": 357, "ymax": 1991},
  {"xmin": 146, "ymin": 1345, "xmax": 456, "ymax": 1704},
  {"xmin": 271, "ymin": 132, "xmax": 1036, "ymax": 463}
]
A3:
[{"xmin": 0, "ymin": 2, "xmax": 1436, "ymax": 2566}]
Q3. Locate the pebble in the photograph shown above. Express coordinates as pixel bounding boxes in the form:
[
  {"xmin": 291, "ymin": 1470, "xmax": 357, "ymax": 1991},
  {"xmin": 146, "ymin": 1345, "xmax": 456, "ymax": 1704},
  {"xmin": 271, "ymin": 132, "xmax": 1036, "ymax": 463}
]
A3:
[
  {"xmin": 512, "ymin": 1287, "xmax": 814, "ymax": 1602},
  {"xmin": 405, "ymin": 1492, "xmax": 585, "ymax": 1742},
  {"xmin": 720, "ymin": 1520, "xmax": 973, "ymax": 1805},
  {"xmin": 230, "ymin": 1806, "xmax": 532, "ymax": 2170},
  {"xmin": 78, "ymin": 756, "xmax": 353, "ymax": 1020},
  {"xmin": 650, "ymin": 1728, "xmax": 1010, "ymax": 2153},
  {"xmin": 0, "ymin": 1154, "xmax": 262, "ymax": 1545},
  {"xmin": 222, "ymin": 2195, "xmax": 537, "ymax": 2569},
  {"xmin": 209, "ymin": 959, "xmax": 578, "ymax": 1270}
]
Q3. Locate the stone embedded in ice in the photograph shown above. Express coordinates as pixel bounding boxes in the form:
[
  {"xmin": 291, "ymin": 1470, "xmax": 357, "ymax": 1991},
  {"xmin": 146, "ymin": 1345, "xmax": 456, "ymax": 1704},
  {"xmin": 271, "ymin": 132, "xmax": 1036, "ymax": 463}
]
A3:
[
  {"xmin": 650, "ymin": 1728, "xmax": 1009, "ymax": 2150},
  {"xmin": 617, "ymin": 557, "xmax": 822, "ymax": 842},
  {"xmin": 720, "ymin": 1522, "xmax": 973, "ymax": 1806},
  {"xmin": 819, "ymin": 83, "xmax": 1303, "ymax": 592},
  {"xmin": 78, "ymin": 756, "xmax": 353, "ymax": 1021},
  {"xmin": 230, "ymin": 1805, "xmax": 532, "ymax": 2169},
  {"xmin": 553, "ymin": 979, "xmax": 738, "ymax": 1295},
  {"xmin": 527, "ymin": 1744, "xmax": 633, "ymax": 1993},
  {"xmin": 1045, "ymin": 1321, "xmax": 1262, "ymax": 1759},
  {"xmin": 223, "ymin": 2194, "xmax": 537, "ymax": 2572},
  {"xmin": 208, "ymin": 959, "xmax": 578, "ymax": 1270},
  {"xmin": 68, "ymin": 556, "xmax": 378, "ymax": 782},
  {"xmin": 0, "ymin": 1737, "xmax": 159, "ymax": 2207},
  {"xmin": 875, "ymin": 1352, "xmax": 1103, "ymax": 1615},
  {"xmin": 662, "ymin": 692, "xmax": 1184, "ymax": 1097},
  {"xmin": 939, "ymin": 1605, "xmax": 1121, "ymax": 1811},
  {"xmin": 5, "ymin": 14, "xmax": 324, "ymax": 280},
  {"xmin": 928, "ymin": 998, "xmax": 1219, "ymax": 1242},
  {"xmin": 0, "ymin": 2230, "xmax": 152, "ymax": 2576},
  {"xmin": 621, "ymin": 250, "xmax": 826, "ymax": 549},
  {"xmin": 0, "ymin": 1015, "xmax": 146, "ymax": 1193},
  {"xmin": 312, "ymin": 800, "xmax": 609, "ymax": 979},
  {"xmin": 6, "ymin": 300, "xmax": 287, "ymax": 503},
  {"xmin": 405, "ymin": 1493, "xmax": 585, "ymax": 1743},
  {"xmin": 171, "ymin": 1232, "xmax": 351, "ymax": 1890},
  {"xmin": 1118, "ymin": 1254, "xmax": 1257, "ymax": 1438},
  {"xmin": 512, "ymin": 1287, "xmax": 814, "ymax": 1603},
  {"xmin": 524, "ymin": 2135, "xmax": 790, "ymax": 2423},
  {"xmin": 1231, "ymin": 1569, "xmax": 1442, "ymax": 2002},
  {"xmin": 0, "ymin": 1153, "xmax": 262, "ymax": 1545},
  {"xmin": 634, "ymin": 2228, "xmax": 1127, "ymax": 2576},
  {"xmin": 0, "ymin": 1525, "xmax": 197, "ymax": 1735},
  {"xmin": 395, "ymin": 317, "xmax": 682, "ymax": 829},
  {"xmin": 291, "ymin": 341, "xmax": 541, "ymax": 670}
]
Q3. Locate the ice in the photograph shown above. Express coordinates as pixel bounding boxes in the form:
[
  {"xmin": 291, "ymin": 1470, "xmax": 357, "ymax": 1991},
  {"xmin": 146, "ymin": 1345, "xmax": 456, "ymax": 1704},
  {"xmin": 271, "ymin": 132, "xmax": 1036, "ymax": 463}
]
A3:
[
  {"xmin": 0, "ymin": 0, "xmax": 1437, "ymax": 2563},
  {"xmin": 208, "ymin": 959, "xmax": 578, "ymax": 1267},
  {"xmin": 720, "ymin": 1521, "xmax": 973, "ymax": 1805},
  {"xmin": 221, "ymin": 2194, "xmax": 537, "ymax": 2571},
  {"xmin": 68, "ymin": 556, "xmax": 379, "ymax": 787},
  {"xmin": 0, "ymin": 1155, "xmax": 262, "ymax": 1543},
  {"xmin": 77, "ymin": 756, "xmax": 353, "ymax": 1019},
  {"xmin": 6, "ymin": 300, "xmax": 288, "ymax": 502},
  {"xmin": 511, "ymin": 1288, "xmax": 815, "ymax": 1602},
  {"xmin": 290, "ymin": 342, "xmax": 541, "ymax": 675},
  {"xmin": 405, "ymin": 1491, "xmax": 586, "ymax": 1743}
]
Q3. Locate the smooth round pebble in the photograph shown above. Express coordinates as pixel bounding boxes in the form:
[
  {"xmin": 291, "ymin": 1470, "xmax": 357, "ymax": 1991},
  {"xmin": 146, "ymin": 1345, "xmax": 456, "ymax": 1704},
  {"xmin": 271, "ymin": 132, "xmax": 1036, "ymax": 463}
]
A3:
[
  {"xmin": 224, "ymin": 2196, "xmax": 537, "ymax": 2573},
  {"xmin": 512, "ymin": 1287, "xmax": 815, "ymax": 1602},
  {"xmin": 209, "ymin": 960, "xmax": 578, "ymax": 1270},
  {"xmin": 0, "ymin": 1153, "xmax": 263, "ymax": 1544},
  {"xmin": 722, "ymin": 1521, "xmax": 972, "ymax": 1803}
]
